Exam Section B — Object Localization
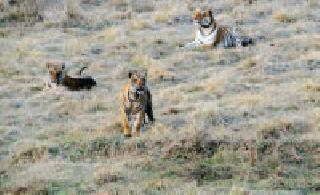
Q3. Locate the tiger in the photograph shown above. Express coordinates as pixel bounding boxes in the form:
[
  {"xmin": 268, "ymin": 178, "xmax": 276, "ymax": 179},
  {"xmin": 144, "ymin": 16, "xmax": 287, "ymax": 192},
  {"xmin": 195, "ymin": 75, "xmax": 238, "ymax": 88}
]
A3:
[
  {"xmin": 45, "ymin": 62, "xmax": 96, "ymax": 91},
  {"xmin": 186, "ymin": 8, "xmax": 254, "ymax": 49},
  {"xmin": 119, "ymin": 70, "xmax": 154, "ymax": 137}
]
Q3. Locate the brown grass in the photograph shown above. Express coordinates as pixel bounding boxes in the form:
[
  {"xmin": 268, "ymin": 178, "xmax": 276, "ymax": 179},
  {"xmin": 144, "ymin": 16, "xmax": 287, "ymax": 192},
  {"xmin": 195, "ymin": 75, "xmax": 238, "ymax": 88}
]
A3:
[{"xmin": 0, "ymin": 0, "xmax": 319, "ymax": 193}]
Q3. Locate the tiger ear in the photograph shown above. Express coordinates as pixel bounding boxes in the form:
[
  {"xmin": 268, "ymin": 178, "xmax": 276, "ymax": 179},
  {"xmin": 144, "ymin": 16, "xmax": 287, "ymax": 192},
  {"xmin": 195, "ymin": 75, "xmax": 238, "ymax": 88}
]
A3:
[
  {"xmin": 128, "ymin": 71, "xmax": 132, "ymax": 78},
  {"xmin": 193, "ymin": 8, "xmax": 202, "ymax": 21},
  {"xmin": 46, "ymin": 62, "xmax": 52, "ymax": 69}
]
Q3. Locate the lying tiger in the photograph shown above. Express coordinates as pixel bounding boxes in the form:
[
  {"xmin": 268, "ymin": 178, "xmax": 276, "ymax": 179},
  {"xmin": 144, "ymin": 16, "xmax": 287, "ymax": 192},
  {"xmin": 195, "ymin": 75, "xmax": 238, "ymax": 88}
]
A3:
[
  {"xmin": 186, "ymin": 8, "xmax": 254, "ymax": 49},
  {"xmin": 119, "ymin": 70, "xmax": 154, "ymax": 137},
  {"xmin": 45, "ymin": 62, "xmax": 96, "ymax": 91}
]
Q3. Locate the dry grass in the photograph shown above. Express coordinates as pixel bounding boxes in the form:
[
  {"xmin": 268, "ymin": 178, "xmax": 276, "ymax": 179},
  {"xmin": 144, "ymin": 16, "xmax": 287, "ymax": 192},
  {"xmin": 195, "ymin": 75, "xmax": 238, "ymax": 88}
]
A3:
[
  {"xmin": 66, "ymin": 0, "xmax": 82, "ymax": 19},
  {"xmin": 154, "ymin": 11, "xmax": 170, "ymax": 24},
  {"xmin": 307, "ymin": 0, "xmax": 319, "ymax": 7},
  {"xmin": 237, "ymin": 57, "xmax": 260, "ymax": 70},
  {"xmin": 129, "ymin": 19, "xmax": 151, "ymax": 30},
  {"xmin": 0, "ymin": 0, "xmax": 319, "ymax": 194},
  {"xmin": 273, "ymin": 11, "xmax": 297, "ymax": 23}
]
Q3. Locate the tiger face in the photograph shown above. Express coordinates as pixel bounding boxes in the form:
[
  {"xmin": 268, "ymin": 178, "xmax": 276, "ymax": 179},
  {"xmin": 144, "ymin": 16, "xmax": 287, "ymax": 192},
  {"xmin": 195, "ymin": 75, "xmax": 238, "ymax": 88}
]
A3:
[
  {"xmin": 193, "ymin": 8, "xmax": 215, "ymax": 29},
  {"xmin": 128, "ymin": 71, "xmax": 146, "ymax": 101}
]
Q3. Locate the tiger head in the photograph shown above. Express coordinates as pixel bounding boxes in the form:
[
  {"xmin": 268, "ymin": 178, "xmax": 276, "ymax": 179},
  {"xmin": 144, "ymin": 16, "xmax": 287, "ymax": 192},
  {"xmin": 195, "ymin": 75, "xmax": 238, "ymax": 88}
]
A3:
[
  {"xmin": 46, "ymin": 62, "xmax": 65, "ymax": 84},
  {"xmin": 128, "ymin": 70, "xmax": 147, "ymax": 101},
  {"xmin": 193, "ymin": 8, "xmax": 215, "ymax": 29}
]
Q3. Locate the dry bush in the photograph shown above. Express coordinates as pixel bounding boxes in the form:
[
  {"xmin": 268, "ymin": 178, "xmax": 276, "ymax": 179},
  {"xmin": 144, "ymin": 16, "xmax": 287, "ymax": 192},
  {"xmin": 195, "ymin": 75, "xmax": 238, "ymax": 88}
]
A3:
[
  {"xmin": 229, "ymin": 186, "xmax": 248, "ymax": 195},
  {"xmin": 65, "ymin": 0, "xmax": 82, "ymax": 20},
  {"xmin": 1, "ymin": 0, "xmax": 42, "ymax": 23},
  {"xmin": 11, "ymin": 146, "xmax": 48, "ymax": 164},
  {"xmin": 311, "ymin": 108, "xmax": 320, "ymax": 130},
  {"xmin": 204, "ymin": 80, "xmax": 225, "ymax": 93},
  {"xmin": 131, "ymin": 0, "xmax": 154, "ymax": 13},
  {"xmin": 144, "ymin": 179, "xmax": 172, "ymax": 191},
  {"xmin": 237, "ymin": 57, "xmax": 259, "ymax": 70},
  {"xmin": 257, "ymin": 118, "xmax": 312, "ymax": 141},
  {"xmin": 0, "ymin": 0, "xmax": 4, "ymax": 11},
  {"xmin": 300, "ymin": 51, "xmax": 320, "ymax": 62},
  {"xmin": 94, "ymin": 172, "xmax": 123, "ymax": 185},
  {"xmin": 109, "ymin": 10, "xmax": 132, "ymax": 20},
  {"xmin": 129, "ymin": 19, "xmax": 151, "ymax": 30},
  {"xmin": 273, "ymin": 11, "xmax": 297, "ymax": 23},
  {"xmin": 0, "ymin": 28, "xmax": 11, "ymax": 37},
  {"xmin": 154, "ymin": 11, "xmax": 170, "ymax": 24},
  {"xmin": 100, "ymin": 26, "xmax": 119, "ymax": 42},
  {"xmin": 131, "ymin": 53, "xmax": 152, "ymax": 66},
  {"xmin": 153, "ymin": 5, "xmax": 173, "ymax": 24},
  {"xmin": 303, "ymin": 79, "xmax": 320, "ymax": 104},
  {"xmin": 110, "ymin": 0, "xmax": 129, "ymax": 7},
  {"xmin": 304, "ymin": 79, "xmax": 320, "ymax": 92},
  {"xmin": 148, "ymin": 68, "xmax": 175, "ymax": 81},
  {"xmin": 225, "ymin": 0, "xmax": 256, "ymax": 5},
  {"xmin": 308, "ymin": 0, "xmax": 319, "ymax": 7}
]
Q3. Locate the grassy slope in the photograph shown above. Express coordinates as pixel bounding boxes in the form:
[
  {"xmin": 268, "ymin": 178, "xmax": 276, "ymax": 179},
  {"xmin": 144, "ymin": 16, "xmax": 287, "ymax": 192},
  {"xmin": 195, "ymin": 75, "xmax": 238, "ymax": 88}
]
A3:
[{"xmin": 0, "ymin": 0, "xmax": 319, "ymax": 194}]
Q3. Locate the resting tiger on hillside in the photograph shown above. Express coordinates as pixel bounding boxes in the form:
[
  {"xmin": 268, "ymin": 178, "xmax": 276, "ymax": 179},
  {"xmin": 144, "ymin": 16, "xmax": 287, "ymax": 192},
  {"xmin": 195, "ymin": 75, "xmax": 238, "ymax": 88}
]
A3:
[
  {"xmin": 186, "ymin": 8, "xmax": 253, "ymax": 49},
  {"xmin": 119, "ymin": 71, "xmax": 154, "ymax": 137}
]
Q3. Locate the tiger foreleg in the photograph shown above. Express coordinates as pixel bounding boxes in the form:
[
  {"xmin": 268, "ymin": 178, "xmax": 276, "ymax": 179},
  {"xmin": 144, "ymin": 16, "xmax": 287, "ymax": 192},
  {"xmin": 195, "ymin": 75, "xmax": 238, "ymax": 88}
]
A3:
[
  {"xmin": 133, "ymin": 111, "xmax": 145, "ymax": 137},
  {"xmin": 146, "ymin": 91, "xmax": 155, "ymax": 123}
]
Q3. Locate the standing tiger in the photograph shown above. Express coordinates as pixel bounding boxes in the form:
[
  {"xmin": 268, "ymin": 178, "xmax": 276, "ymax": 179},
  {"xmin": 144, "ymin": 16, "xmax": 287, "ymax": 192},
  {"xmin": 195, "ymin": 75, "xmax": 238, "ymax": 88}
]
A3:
[
  {"xmin": 186, "ymin": 8, "xmax": 254, "ymax": 49},
  {"xmin": 119, "ymin": 71, "xmax": 154, "ymax": 137}
]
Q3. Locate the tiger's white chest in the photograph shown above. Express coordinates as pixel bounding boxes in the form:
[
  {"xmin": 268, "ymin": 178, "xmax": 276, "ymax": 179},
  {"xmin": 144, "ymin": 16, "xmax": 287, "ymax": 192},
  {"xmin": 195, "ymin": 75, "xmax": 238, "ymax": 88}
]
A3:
[{"xmin": 195, "ymin": 28, "xmax": 217, "ymax": 45}]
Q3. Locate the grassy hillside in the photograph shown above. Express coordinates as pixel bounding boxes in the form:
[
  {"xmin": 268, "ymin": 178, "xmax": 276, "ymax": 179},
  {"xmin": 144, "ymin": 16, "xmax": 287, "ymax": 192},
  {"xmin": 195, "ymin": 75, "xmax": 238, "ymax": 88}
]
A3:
[{"xmin": 0, "ymin": 0, "xmax": 319, "ymax": 194}]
